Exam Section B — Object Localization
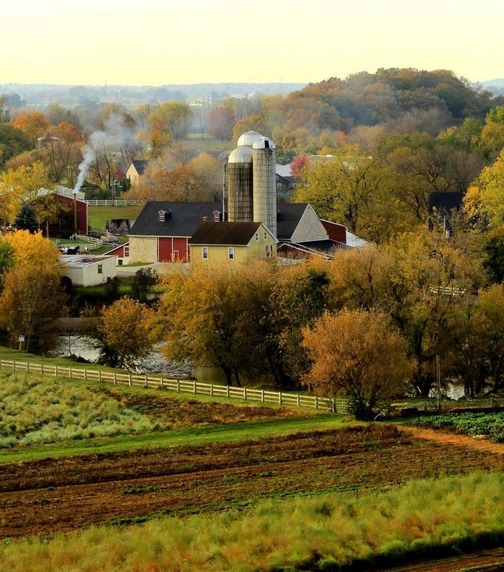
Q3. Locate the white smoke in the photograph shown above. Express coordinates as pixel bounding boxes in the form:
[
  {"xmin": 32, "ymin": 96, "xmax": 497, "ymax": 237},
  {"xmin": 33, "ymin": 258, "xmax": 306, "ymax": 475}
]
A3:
[
  {"xmin": 73, "ymin": 113, "xmax": 145, "ymax": 194},
  {"xmin": 73, "ymin": 145, "xmax": 96, "ymax": 194}
]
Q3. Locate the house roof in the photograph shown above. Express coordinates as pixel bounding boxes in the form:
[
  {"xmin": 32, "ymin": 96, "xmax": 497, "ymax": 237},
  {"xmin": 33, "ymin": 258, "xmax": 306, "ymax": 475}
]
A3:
[
  {"xmin": 60, "ymin": 254, "xmax": 115, "ymax": 268},
  {"xmin": 129, "ymin": 201, "xmax": 224, "ymax": 238},
  {"xmin": 130, "ymin": 160, "xmax": 150, "ymax": 175},
  {"xmin": 276, "ymin": 203, "xmax": 310, "ymax": 240},
  {"xmin": 428, "ymin": 192, "xmax": 463, "ymax": 212},
  {"xmin": 189, "ymin": 221, "xmax": 263, "ymax": 246}
]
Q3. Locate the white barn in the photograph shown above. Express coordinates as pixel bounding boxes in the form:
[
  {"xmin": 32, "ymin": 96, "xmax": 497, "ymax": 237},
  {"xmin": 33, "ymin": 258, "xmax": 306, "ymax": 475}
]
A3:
[{"xmin": 60, "ymin": 255, "xmax": 117, "ymax": 286}]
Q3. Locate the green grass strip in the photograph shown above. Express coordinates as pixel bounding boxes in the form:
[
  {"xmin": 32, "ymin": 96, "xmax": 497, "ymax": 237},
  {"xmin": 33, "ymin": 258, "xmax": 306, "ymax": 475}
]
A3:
[
  {"xmin": 1, "ymin": 472, "xmax": 503, "ymax": 571},
  {"xmin": 0, "ymin": 414, "xmax": 346, "ymax": 464}
]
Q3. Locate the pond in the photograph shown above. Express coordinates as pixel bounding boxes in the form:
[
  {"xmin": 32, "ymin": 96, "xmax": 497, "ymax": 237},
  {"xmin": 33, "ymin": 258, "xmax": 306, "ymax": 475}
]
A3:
[{"xmin": 55, "ymin": 335, "xmax": 191, "ymax": 377}]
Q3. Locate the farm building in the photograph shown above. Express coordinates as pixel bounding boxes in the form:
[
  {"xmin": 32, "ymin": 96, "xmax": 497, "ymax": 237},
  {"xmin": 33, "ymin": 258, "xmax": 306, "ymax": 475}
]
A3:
[
  {"xmin": 189, "ymin": 221, "xmax": 277, "ymax": 264},
  {"xmin": 60, "ymin": 254, "xmax": 117, "ymax": 286}
]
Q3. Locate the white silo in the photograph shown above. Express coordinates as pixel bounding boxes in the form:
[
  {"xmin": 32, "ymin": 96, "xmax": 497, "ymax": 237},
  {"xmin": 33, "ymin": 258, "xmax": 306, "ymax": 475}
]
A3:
[
  {"xmin": 227, "ymin": 146, "xmax": 254, "ymax": 222},
  {"xmin": 253, "ymin": 136, "xmax": 277, "ymax": 237}
]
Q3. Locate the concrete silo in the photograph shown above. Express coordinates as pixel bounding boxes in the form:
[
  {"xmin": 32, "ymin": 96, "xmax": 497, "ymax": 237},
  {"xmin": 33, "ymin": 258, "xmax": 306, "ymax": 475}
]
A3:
[
  {"xmin": 253, "ymin": 136, "xmax": 277, "ymax": 237},
  {"xmin": 227, "ymin": 146, "xmax": 253, "ymax": 222}
]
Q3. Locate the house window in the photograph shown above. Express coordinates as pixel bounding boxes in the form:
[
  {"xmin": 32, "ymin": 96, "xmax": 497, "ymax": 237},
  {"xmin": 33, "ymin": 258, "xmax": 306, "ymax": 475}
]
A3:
[
  {"xmin": 202, "ymin": 246, "xmax": 208, "ymax": 259},
  {"xmin": 263, "ymin": 231, "xmax": 267, "ymax": 240},
  {"xmin": 266, "ymin": 245, "xmax": 272, "ymax": 258},
  {"xmin": 228, "ymin": 247, "xmax": 234, "ymax": 260},
  {"xmin": 98, "ymin": 264, "xmax": 103, "ymax": 274},
  {"xmin": 255, "ymin": 233, "xmax": 259, "ymax": 241}
]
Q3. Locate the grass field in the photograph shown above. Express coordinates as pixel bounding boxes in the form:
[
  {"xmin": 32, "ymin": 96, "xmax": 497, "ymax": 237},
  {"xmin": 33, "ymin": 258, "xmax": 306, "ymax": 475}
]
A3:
[
  {"xmin": 87, "ymin": 204, "xmax": 140, "ymax": 232},
  {"xmin": 0, "ymin": 352, "xmax": 503, "ymax": 570}
]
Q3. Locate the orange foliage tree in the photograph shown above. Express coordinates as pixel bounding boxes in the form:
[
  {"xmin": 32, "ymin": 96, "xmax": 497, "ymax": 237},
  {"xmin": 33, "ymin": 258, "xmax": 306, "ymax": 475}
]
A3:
[{"xmin": 302, "ymin": 308, "xmax": 414, "ymax": 420}]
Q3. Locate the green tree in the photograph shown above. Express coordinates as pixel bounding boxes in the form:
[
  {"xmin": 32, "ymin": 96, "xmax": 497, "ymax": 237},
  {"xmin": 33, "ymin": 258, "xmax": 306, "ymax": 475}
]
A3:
[
  {"xmin": 482, "ymin": 226, "xmax": 504, "ymax": 284},
  {"xmin": 0, "ymin": 239, "xmax": 14, "ymax": 293},
  {"xmin": 131, "ymin": 267, "xmax": 157, "ymax": 303},
  {"xmin": 0, "ymin": 124, "xmax": 32, "ymax": 169},
  {"xmin": 14, "ymin": 203, "xmax": 38, "ymax": 233},
  {"xmin": 302, "ymin": 308, "xmax": 414, "ymax": 420}
]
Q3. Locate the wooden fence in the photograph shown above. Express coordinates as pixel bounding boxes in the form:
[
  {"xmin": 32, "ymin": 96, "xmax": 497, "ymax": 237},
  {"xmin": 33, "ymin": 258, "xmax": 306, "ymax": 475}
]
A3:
[{"xmin": 0, "ymin": 359, "xmax": 345, "ymax": 413}]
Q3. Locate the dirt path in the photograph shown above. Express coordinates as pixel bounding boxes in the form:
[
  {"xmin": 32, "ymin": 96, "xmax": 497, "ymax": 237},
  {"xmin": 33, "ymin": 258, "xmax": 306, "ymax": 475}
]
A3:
[{"xmin": 398, "ymin": 425, "xmax": 504, "ymax": 455}]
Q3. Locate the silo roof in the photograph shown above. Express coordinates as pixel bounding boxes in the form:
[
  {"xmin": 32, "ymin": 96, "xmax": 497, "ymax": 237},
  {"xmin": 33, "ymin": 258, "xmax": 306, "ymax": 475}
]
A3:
[
  {"xmin": 237, "ymin": 130, "xmax": 264, "ymax": 147},
  {"xmin": 253, "ymin": 136, "xmax": 276, "ymax": 150},
  {"xmin": 228, "ymin": 146, "xmax": 253, "ymax": 163}
]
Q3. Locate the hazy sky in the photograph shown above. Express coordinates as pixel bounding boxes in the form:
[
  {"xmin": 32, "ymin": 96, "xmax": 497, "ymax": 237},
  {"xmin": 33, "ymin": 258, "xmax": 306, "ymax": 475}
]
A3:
[{"xmin": 2, "ymin": 0, "xmax": 503, "ymax": 86}]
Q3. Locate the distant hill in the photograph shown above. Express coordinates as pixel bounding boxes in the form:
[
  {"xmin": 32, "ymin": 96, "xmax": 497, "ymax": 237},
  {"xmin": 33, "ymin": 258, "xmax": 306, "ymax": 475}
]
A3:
[
  {"xmin": 0, "ymin": 83, "xmax": 308, "ymax": 107},
  {"xmin": 481, "ymin": 78, "xmax": 504, "ymax": 96}
]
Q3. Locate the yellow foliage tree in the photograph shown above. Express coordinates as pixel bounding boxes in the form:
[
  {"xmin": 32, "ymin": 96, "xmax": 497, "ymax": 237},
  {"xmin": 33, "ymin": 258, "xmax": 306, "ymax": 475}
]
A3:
[
  {"xmin": 98, "ymin": 298, "xmax": 158, "ymax": 369},
  {"xmin": 0, "ymin": 231, "xmax": 65, "ymax": 353},
  {"xmin": 0, "ymin": 161, "xmax": 51, "ymax": 224}
]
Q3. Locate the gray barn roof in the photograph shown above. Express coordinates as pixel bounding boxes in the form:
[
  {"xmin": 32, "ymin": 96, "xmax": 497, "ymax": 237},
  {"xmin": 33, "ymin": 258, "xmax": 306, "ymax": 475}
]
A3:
[{"xmin": 129, "ymin": 202, "xmax": 223, "ymax": 238}]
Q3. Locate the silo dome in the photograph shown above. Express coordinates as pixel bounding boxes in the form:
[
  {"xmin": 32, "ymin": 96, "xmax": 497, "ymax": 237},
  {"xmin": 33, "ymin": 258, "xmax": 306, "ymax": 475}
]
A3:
[
  {"xmin": 228, "ymin": 146, "xmax": 253, "ymax": 163},
  {"xmin": 253, "ymin": 136, "xmax": 276, "ymax": 150},
  {"xmin": 237, "ymin": 130, "xmax": 264, "ymax": 148}
]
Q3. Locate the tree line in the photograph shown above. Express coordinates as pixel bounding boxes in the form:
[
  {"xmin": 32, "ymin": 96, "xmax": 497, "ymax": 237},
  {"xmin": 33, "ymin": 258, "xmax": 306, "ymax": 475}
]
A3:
[{"xmin": 0, "ymin": 221, "xmax": 503, "ymax": 419}]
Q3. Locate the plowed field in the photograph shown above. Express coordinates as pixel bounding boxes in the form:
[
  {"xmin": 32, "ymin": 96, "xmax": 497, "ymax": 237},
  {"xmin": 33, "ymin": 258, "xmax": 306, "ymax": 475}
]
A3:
[{"xmin": 1, "ymin": 424, "xmax": 502, "ymax": 541}]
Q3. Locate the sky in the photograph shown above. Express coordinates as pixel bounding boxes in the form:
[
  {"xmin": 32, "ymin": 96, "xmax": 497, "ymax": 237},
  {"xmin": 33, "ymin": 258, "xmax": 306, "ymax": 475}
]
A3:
[{"xmin": 2, "ymin": 0, "xmax": 503, "ymax": 87}]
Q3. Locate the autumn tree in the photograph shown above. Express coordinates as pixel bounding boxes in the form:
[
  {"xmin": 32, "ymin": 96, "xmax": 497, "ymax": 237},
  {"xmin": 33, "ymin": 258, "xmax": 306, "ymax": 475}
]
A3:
[
  {"xmin": 0, "ymin": 230, "xmax": 65, "ymax": 353},
  {"xmin": 96, "ymin": 297, "xmax": 158, "ymax": 369},
  {"xmin": 447, "ymin": 283, "xmax": 504, "ymax": 397},
  {"xmin": 384, "ymin": 229, "xmax": 483, "ymax": 397},
  {"xmin": 36, "ymin": 122, "xmax": 83, "ymax": 184},
  {"xmin": 0, "ymin": 161, "xmax": 51, "ymax": 224},
  {"xmin": 136, "ymin": 163, "xmax": 210, "ymax": 207},
  {"xmin": 294, "ymin": 144, "xmax": 399, "ymax": 240},
  {"xmin": 159, "ymin": 262, "xmax": 277, "ymax": 386},
  {"xmin": 464, "ymin": 149, "xmax": 504, "ymax": 231},
  {"xmin": 207, "ymin": 106, "xmax": 236, "ymax": 139},
  {"xmin": 147, "ymin": 102, "xmax": 192, "ymax": 157},
  {"xmin": 11, "ymin": 112, "xmax": 50, "ymax": 145},
  {"xmin": 266, "ymin": 261, "xmax": 331, "ymax": 388},
  {"xmin": 232, "ymin": 115, "xmax": 269, "ymax": 145},
  {"xmin": 302, "ymin": 309, "xmax": 414, "ymax": 420}
]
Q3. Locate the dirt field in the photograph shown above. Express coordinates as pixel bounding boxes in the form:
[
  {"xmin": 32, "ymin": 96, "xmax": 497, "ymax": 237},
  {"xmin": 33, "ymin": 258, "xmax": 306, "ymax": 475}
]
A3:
[{"xmin": 1, "ymin": 423, "xmax": 503, "ymax": 547}]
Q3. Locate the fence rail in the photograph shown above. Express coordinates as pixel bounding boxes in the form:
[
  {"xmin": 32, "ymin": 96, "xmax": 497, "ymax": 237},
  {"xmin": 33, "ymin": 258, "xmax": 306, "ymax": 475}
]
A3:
[
  {"xmin": 86, "ymin": 200, "xmax": 138, "ymax": 207},
  {"xmin": 0, "ymin": 359, "xmax": 342, "ymax": 413}
]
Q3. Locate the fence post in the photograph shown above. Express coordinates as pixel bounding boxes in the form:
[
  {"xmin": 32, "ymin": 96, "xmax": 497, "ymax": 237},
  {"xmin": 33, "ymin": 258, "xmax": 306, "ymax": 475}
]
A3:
[
  {"xmin": 177, "ymin": 379, "xmax": 180, "ymax": 393},
  {"xmin": 315, "ymin": 396, "xmax": 319, "ymax": 410},
  {"xmin": 129, "ymin": 373, "xmax": 132, "ymax": 387},
  {"xmin": 261, "ymin": 389, "xmax": 264, "ymax": 403},
  {"xmin": 114, "ymin": 372, "xmax": 117, "ymax": 385},
  {"xmin": 297, "ymin": 395, "xmax": 300, "ymax": 407},
  {"xmin": 193, "ymin": 380, "xmax": 197, "ymax": 394},
  {"xmin": 279, "ymin": 392, "xmax": 282, "ymax": 405}
]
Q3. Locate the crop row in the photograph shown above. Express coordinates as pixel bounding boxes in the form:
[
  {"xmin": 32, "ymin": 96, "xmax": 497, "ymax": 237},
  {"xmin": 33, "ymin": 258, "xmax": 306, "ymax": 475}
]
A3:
[{"xmin": 414, "ymin": 411, "xmax": 504, "ymax": 442}]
